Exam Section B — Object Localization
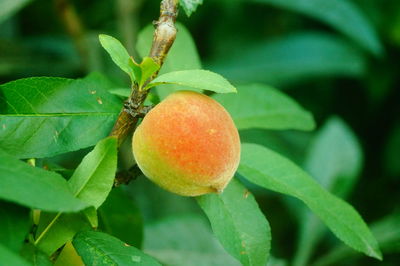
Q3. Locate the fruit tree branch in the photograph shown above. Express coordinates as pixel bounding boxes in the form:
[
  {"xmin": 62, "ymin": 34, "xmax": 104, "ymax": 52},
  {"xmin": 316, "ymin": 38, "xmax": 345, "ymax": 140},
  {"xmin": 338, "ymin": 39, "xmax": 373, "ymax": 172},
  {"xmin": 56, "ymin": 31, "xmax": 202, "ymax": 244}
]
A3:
[{"xmin": 109, "ymin": 0, "xmax": 179, "ymax": 145}]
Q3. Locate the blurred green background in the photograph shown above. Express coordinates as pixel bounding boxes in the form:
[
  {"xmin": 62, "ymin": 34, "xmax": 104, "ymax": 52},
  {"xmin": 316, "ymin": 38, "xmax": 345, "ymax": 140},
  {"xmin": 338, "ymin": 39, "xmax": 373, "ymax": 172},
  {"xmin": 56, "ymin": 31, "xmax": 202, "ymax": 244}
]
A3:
[{"xmin": 1, "ymin": 0, "xmax": 399, "ymax": 265}]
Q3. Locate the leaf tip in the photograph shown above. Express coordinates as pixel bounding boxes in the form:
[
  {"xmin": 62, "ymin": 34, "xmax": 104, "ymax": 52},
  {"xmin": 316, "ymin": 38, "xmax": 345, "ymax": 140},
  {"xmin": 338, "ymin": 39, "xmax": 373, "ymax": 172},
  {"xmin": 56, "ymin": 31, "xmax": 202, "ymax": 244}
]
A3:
[
  {"xmin": 369, "ymin": 246, "xmax": 383, "ymax": 261},
  {"xmin": 98, "ymin": 34, "xmax": 107, "ymax": 43}
]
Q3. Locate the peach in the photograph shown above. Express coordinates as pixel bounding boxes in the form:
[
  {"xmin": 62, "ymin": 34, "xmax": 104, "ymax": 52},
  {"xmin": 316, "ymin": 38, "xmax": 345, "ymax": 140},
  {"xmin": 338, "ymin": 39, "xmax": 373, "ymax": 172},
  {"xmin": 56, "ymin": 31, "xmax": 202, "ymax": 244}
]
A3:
[{"xmin": 132, "ymin": 91, "xmax": 240, "ymax": 196}]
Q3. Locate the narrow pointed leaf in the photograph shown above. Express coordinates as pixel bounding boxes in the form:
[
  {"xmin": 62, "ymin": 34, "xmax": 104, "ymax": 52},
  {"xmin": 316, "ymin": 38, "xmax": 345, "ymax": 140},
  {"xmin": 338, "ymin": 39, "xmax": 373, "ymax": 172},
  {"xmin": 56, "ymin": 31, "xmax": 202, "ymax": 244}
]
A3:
[
  {"xmin": 314, "ymin": 212, "xmax": 400, "ymax": 266},
  {"xmin": 68, "ymin": 137, "xmax": 118, "ymax": 208},
  {"xmin": 213, "ymin": 84, "xmax": 315, "ymax": 131},
  {"xmin": 99, "ymin": 34, "xmax": 135, "ymax": 81},
  {"xmin": 147, "ymin": 70, "xmax": 236, "ymax": 93},
  {"xmin": 293, "ymin": 117, "xmax": 363, "ymax": 266},
  {"xmin": 238, "ymin": 143, "xmax": 382, "ymax": 260},
  {"xmin": 73, "ymin": 231, "xmax": 161, "ymax": 266},
  {"xmin": 197, "ymin": 178, "xmax": 271, "ymax": 266}
]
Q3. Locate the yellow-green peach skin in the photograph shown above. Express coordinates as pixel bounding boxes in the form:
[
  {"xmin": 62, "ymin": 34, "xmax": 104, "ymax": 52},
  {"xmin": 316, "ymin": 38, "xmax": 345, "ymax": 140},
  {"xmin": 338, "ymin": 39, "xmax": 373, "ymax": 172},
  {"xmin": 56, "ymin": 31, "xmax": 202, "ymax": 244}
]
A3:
[{"xmin": 132, "ymin": 91, "xmax": 241, "ymax": 196}]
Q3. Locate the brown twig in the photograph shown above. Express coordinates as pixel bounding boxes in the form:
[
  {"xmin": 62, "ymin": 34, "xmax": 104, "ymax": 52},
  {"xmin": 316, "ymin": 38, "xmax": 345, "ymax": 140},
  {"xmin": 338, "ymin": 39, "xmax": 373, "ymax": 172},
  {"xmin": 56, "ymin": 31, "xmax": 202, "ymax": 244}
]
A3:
[
  {"xmin": 114, "ymin": 165, "xmax": 143, "ymax": 187},
  {"xmin": 109, "ymin": 0, "xmax": 179, "ymax": 146}
]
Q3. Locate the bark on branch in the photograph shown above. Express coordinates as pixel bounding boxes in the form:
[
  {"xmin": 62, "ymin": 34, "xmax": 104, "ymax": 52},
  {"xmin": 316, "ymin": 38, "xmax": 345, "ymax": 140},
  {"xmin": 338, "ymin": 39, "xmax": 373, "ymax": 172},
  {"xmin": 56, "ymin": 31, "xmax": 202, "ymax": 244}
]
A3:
[{"xmin": 109, "ymin": 0, "xmax": 179, "ymax": 145}]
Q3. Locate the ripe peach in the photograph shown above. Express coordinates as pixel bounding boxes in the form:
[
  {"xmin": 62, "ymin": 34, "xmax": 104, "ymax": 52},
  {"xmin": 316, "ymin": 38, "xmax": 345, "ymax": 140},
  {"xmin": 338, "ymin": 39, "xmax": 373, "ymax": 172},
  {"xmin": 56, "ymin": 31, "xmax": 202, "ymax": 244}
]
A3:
[{"xmin": 132, "ymin": 91, "xmax": 240, "ymax": 196}]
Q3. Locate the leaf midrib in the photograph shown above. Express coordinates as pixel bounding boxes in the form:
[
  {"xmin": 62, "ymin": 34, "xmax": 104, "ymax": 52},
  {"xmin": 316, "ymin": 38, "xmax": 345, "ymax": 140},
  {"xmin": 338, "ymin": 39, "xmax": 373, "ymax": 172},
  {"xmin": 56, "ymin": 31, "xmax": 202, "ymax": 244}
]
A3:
[
  {"xmin": 77, "ymin": 235, "xmax": 117, "ymax": 264},
  {"xmin": 72, "ymin": 144, "xmax": 111, "ymax": 200},
  {"xmin": 213, "ymin": 194, "xmax": 252, "ymax": 266},
  {"xmin": 238, "ymin": 162, "xmax": 379, "ymax": 258}
]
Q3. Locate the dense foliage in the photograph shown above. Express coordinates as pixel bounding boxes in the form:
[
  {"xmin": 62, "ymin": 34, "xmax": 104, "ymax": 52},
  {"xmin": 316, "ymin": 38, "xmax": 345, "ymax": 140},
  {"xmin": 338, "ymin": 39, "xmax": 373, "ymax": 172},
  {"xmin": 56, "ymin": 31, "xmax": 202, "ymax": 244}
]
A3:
[{"xmin": 0, "ymin": 0, "xmax": 399, "ymax": 265}]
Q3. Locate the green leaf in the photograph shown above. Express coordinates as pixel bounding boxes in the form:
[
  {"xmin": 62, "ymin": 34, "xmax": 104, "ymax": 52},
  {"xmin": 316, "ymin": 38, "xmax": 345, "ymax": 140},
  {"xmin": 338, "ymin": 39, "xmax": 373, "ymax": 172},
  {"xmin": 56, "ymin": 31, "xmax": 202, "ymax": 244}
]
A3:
[
  {"xmin": 197, "ymin": 178, "xmax": 271, "ymax": 266},
  {"xmin": 73, "ymin": 231, "xmax": 162, "ymax": 266},
  {"xmin": 213, "ymin": 84, "xmax": 315, "ymax": 131},
  {"xmin": 147, "ymin": 70, "xmax": 236, "ymax": 93},
  {"xmin": 99, "ymin": 34, "xmax": 135, "ymax": 82},
  {"xmin": 314, "ymin": 212, "xmax": 400, "ymax": 266},
  {"xmin": 0, "ymin": 150, "xmax": 89, "ymax": 212},
  {"xmin": 0, "ymin": 73, "xmax": 121, "ymax": 159},
  {"xmin": 293, "ymin": 117, "xmax": 363, "ymax": 266},
  {"xmin": 68, "ymin": 137, "xmax": 118, "ymax": 209},
  {"xmin": 108, "ymin": 88, "xmax": 131, "ymax": 98},
  {"xmin": 360, "ymin": 212, "xmax": 400, "ymax": 252},
  {"xmin": 139, "ymin": 57, "xmax": 160, "ymax": 87},
  {"xmin": 0, "ymin": 0, "xmax": 32, "ymax": 24},
  {"xmin": 180, "ymin": 0, "xmax": 203, "ymax": 16},
  {"xmin": 251, "ymin": 0, "xmax": 383, "ymax": 55},
  {"xmin": 129, "ymin": 58, "xmax": 142, "ymax": 84},
  {"xmin": 128, "ymin": 57, "xmax": 160, "ymax": 88},
  {"xmin": 98, "ymin": 187, "xmax": 143, "ymax": 247},
  {"xmin": 144, "ymin": 215, "xmax": 240, "ymax": 266},
  {"xmin": 238, "ymin": 143, "xmax": 382, "ymax": 260},
  {"xmin": 34, "ymin": 213, "xmax": 91, "ymax": 256},
  {"xmin": 35, "ymin": 137, "xmax": 118, "ymax": 255},
  {"xmin": 137, "ymin": 23, "xmax": 202, "ymax": 100},
  {"xmin": 305, "ymin": 117, "xmax": 362, "ymax": 197},
  {"xmin": 84, "ymin": 207, "xmax": 98, "ymax": 228},
  {"xmin": 0, "ymin": 202, "xmax": 30, "ymax": 252},
  {"xmin": 20, "ymin": 244, "xmax": 52, "ymax": 266},
  {"xmin": 0, "ymin": 244, "xmax": 30, "ymax": 266},
  {"xmin": 210, "ymin": 32, "xmax": 366, "ymax": 86}
]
